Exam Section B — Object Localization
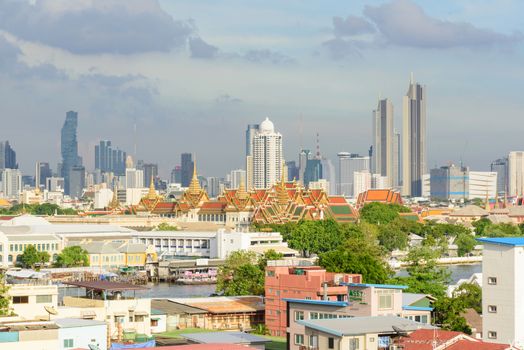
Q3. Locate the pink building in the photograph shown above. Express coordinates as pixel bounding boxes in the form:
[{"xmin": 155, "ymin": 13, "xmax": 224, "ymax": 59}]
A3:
[{"xmin": 265, "ymin": 263, "xmax": 361, "ymax": 336}]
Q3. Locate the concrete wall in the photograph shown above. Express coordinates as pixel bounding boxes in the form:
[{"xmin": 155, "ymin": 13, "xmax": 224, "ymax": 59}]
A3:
[
  {"xmin": 58, "ymin": 324, "xmax": 107, "ymax": 350},
  {"xmin": 9, "ymin": 284, "xmax": 58, "ymax": 320}
]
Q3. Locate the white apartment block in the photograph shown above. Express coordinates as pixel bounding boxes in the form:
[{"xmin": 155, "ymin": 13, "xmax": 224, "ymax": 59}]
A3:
[
  {"xmin": 509, "ymin": 151, "xmax": 524, "ymax": 197},
  {"xmin": 478, "ymin": 237, "xmax": 524, "ymax": 347},
  {"xmin": 252, "ymin": 118, "xmax": 283, "ymax": 189}
]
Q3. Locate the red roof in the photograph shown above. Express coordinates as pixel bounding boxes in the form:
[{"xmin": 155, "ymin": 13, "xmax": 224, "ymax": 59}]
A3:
[
  {"xmin": 141, "ymin": 344, "xmax": 258, "ymax": 350},
  {"xmin": 399, "ymin": 329, "xmax": 510, "ymax": 350},
  {"xmin": 328, "ymin": 196, "xmax": 348, "ymax": 204}
]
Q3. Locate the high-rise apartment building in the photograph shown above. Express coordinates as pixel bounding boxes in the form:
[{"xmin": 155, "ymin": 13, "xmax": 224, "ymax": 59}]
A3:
[
  {"xmin": 181, "ymin": 153, "xmax": 194, "ymax": 187},
  {"xmin": 430, "ymin": 164, "xmax": 468, "ymax": 200},
  {"xmin": 230, "ymin": 169, "xmax": 246, "ymax": 189},
  {"xmin": 373, "ymin": 98, "xmax": 394, "ymax": 186},
  {"xmin": 246, "ymin": 124, "xmax": 260, "ymax": 157},
  {"xmin": 320, "ymin": 158, "xmax": 336, "ymax": 195},
  {"xmin": 491, "ymin": 158, "xmax": 508, "ymax": 195},
  {"xmin": 61, "ymin": 111, "xmax": 82, "ymax": 195},
  {"xmin": 508, "ymin": 151, "xmax": 524, "ymax": 197},
  {"xmin": 0, "ymin": 141, "xmax": 17, "ymax": 170},
  {"xmin": 206, "ymin": 177, "xmax": 221, "ymax": 198},
  {"xmin": 354, "ymin": 171, "xmax": 372, "ymax": 197},
  {"xmin": 337, "ymin": 153, "xmax": 370, "ymax": 197},
  {"xmin": 94, "ymin": 140, "xmax": 127, "ymax": 176},
  {"xmin": 252, "ymin": 118, "xmax": 283, "ymax": 189},
  {"xmin": 1, "ymin": 168, "xmax": 22, "ymax": 198},
  {"xmin": 402, "ymin": 74, "xmax": 426, "ymax": 197}
]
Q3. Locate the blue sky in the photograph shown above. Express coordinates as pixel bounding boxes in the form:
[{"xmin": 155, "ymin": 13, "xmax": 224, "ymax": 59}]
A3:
[{"xmin": 0, "ymin": 0, "xmax": 523, "ymax": 178}]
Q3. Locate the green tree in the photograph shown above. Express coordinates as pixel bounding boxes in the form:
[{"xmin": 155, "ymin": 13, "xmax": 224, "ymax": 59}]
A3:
[
  {"xmin": 216, "ymin": 250, "xmax": 282, "ymax": 296},
  {"xmin": 155, "ymin": 222, "xmax": 179, "ymax": 231},
  {"xmin": 453, "ymin": 283, "xmax": 482, "ymax": 314},
  {"xmin": 378, "ymin": 220, "xmax": 409, "ymax": 252},
  {"xmin": 55, "ymin": 246, "xmax": 90, "ymax": 267},
  {"xmin": 319, "ymin": 236, "xmax": 392, "ymax": 284},
  {"xmin": 485, "ymin": 223, "xmax": 522, "ymax": 237},
  {"xmin": 17, "ymin": 245, "xmax": 50, "ymax": 269},
  {"xmin": 392, "ymin": 246, "xmax": 450, "ymax": 298},
  {"xmin": 472, "ymin": 218, "xmax": 491, "ymax": 236},
  {"xmin": 433, "ymin": 297, "xmax": 472, "ymax": 334},
  {"xmin": 286, "ymin": 220, "xmax": 348, "ymax": 257},
  {"xmin": 0, "ymin": 272, "xmax": 10, "ymax": 316},
  {"xmin": 359, "ymin": 202, "xmax": 410, "ymax": 225},
  {"xmin": 454, "ymin": 233, "xmax": 477, "ymax": 257}
]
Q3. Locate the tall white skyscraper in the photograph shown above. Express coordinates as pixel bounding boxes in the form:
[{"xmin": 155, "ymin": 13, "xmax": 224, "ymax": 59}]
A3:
[
  {"xmin": 230, "ymin": 169, "xmax": 246, "ymax": 189},
  {"xmin": 509, "ymin": 151, "xmax": 524, "ymax": 197},
  {"xmin": 252, "ymin": 118, "xmax": 283, "ymax": 189},
  {"xmin": 337, "ymin": 153, "xmax": 370, "ymax": 197},
  {"xmin": 402, "ymin": 74, "xmax": 426, "ymax": 197},
  {"xmin": 373, "ymin": 98, "xmax": 394, "ymax": 187},
  {"xmin": 125, "ymin": 156, "xmax": 144, "ymax": 189},
  {"xmin": 354, "ymin": 171, "xmax": 372, "ymax": 197},
  {"xmin": 392, "ymin": 130, "xmax": 401, "ymax": 187}
]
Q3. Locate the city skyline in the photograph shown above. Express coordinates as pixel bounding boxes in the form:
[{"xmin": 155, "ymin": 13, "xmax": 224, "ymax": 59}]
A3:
[{"xmin": 1, "ymin": 0, "xmax": 523, "ymax": 178}]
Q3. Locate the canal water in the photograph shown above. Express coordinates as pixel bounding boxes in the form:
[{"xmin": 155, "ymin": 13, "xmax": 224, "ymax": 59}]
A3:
[{"xmin": 60, "ymin": 264, "xmax": 482, "ymax": 300}]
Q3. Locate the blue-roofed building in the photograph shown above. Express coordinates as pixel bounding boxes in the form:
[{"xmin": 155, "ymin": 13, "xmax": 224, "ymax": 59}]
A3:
[
  {"xmin": 285, "ymin": 283, "xmax": 434, "ymax": 350},
  {"xmin": 477, "ymin": 236, "xmax": 524, "ymax": 347}
]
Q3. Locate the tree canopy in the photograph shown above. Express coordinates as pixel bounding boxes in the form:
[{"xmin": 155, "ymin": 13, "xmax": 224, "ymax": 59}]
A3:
[
  {"xmin": 155, "ymin": 222, "xmax": 179, "ymax": 231},
  {"xmin": 216, "ymin": 250, "xmax": 283, "ymax": 296},
  {"xmin": 359, "ymin": 202, "xmax": 411, "ymax": 225},
  {"xmin": 0, "ymin": 272, "xmax": 9, "ymax": 316},
  {"xmin": 0, "ymin": 203, "xmax": 77, "ymax": 215},
  {"xmin": 54, "ymin": 246, "xmax": 90, "ymax": 267},
  {"xmin": 17, "ymin": 245, "xmax": 50, "ymax": 269}
]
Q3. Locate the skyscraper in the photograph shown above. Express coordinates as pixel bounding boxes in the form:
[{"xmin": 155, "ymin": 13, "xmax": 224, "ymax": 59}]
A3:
[
  {"xmin": 285, "ymin": 161, "xmax": 299, "ymax": 182},
  {"xmin": 95, "ymin": 140, "xmax": 127, "ymax": 176},
  {"xmin": 321, "ymin": 157, "xmax": 337, "ymax": 195},
  {"xmin": 1, "ymin": 168, "xmax": 22, "ymax": 198},
  {"xmin": 61, "ymin": 111, "xmax": 82, "ymax": 195},
  {"xmin": 392, "ymin": 130, "xmax": 401, "ymax": 187},
  {"xmin": 337, "ymin": 152, "xmax": 370, "ymax": 197},
  {"xmin": 181, "ymin": 153, "xmax": 194, "ymax": 187},
  {"xmin": 230, "ymin": 169, "xmax": 246, "ymax": 189},
  {"xmin": 246, "ymin": 124, "xmax": 260, "ymax": 157},
  {"xmin": 69, "ymin": 165, "xmax": 85, "ymax": 199},
  {"xmin": 170, "ymin": 165, "xmax": 182, "ymax": 184},
  {"xmin": 252, "ymin": 118, "xmax": 283, "ymax": 189},
  {"xmin": 35, "ymin": 162, "xmax": 52, "ymax": 189},
  {"xmin": 298, "ymin": 149, "xmax": 312, "ymax": 184},
  {"xmin": 143, "ymin": 163, "xmax": 158, "ymax": 188},
  {"xmin": 491, "ymin": 157, "xmax": 509, "ymax": 195},
  {"xmin": 509, "ymin": 151, "xmax": 524, "ymax": 197},
  {"xmin": 0, "ymin": 141, "xmax": 17, "ymax": 170},
  {"xmin": 402, "ymin": 74, "xmax": 426, "ymax": 197},
  {"xmin": 373, "ymin": 98, "xmax": 394, "ymax": 186},
  {"xmin": 303, "ymin": 159, "xmax": 322, "ymax": 187}
]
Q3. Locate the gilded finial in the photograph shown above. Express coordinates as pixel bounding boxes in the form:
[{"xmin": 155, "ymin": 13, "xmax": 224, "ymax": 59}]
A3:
[
  {"xmin": 147, "ymin": 174, "xmax": 156, "ymax": 198},
  {"xmin": 110, "ymin": 185, "xmax": 120, "ymax": 209},
  {"xmin": 485, "ymin": 189, "xmax": 490, "ymax": 211},
  {"xmin": 188, "ymin": 159, "xmax": 201, "ymax": 194}
]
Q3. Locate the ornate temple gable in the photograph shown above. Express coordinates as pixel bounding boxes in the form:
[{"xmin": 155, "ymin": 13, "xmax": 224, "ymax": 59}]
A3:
[
  {"xmin": 180, "ymin": 162, "xmax": 210, "ymax": 209},
  {"xmin": 137, "ymin": 175, "xmax": 163, "ymax": 212}
]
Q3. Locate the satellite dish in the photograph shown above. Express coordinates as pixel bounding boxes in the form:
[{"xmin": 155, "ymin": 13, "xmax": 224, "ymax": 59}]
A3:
[
  {"xmin": 392, "ymin": 325, "xmax": 409, "ymax": 336},
  {"xmin": 45, "ymin": 306, "xmax": 58, "ymax": 315}
]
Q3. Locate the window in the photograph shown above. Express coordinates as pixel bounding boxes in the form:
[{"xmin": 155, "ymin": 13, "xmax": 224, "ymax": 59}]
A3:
[
  {"xmin": 488, "ymin": 331, "xmax": 497, "ymax": 339},
  {"xmin": 328, "ymin": 337, "xmax": 334, "ymax": 349},
  {"xmin": 349, "ymin": 338, "xmax": 359, "ymax": 350},
  {"xmin": 378, "ymin": 294, "xmax": 393, "ymax": 310},
  {"xmin": 13, "ymin": 296, "xmax": 29, "ymax": 304},
  {"xmin": 294, "ymin": 311, "xmax": 304, "ymax": 321},
  {"xmin": 294, "ymin": 334, "xmax": 304, "ymax": 345},
  {"xmin": 129, "ymin": 315, "xmax": 134, "ymax": 322},
  {"xmin": 488, "ymin": 305, "xmax": 498, "ymax": 313},
  {"xmin": 305, "ymin": 297, "xmax": 312, "ymax": 300},
  {"xmin": 309, "ymin": 335, "xmax": 318, "ymax": 348},
  {"xmin": 151, "ymin": 319, "xmax": 159, "ymax": 327},
  {"xmin": 63, "ymin": 339, "xmax": 74, "ymax": 348},
  {"xmin": 488, "ymin": 277, "xmax": 497, "ymax": 285},
  {"xmin": 36, "ymin": 295, "xmax": 52, "ymax": 303},
  {"xmin": 310, "ymin": 312, "xmax": 319, "ymax": 319},
  {"xmin": 421, "ymin": 315, "xmax": 428, "ymax": 323},
  {"xmin": 135, "ymin": 315, "xmax": 146, "ymax": 322}
]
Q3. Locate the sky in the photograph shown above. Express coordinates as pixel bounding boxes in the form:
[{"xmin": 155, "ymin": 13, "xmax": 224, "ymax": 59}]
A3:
[{"xmin": 0, "ymin": 0, "xmax": 523, "ymax": 178}]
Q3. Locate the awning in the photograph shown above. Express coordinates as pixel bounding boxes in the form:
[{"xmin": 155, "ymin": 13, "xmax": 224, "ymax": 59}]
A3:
[
  {"xmin": 151, "ymin": 317, "xmax": 161, "ymax": 321},
  {"xmin": 113, "ymin": 312, "xmax": 127, "ymax": 317},
  {"xmin": 134, "ymin": 311, "xmax": 149, "ymax": 316}
]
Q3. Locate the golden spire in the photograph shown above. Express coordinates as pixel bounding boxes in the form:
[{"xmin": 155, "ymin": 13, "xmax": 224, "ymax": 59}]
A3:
[
  {"xmin": 504, "ymin": 191, "xmax": 509, "ymax": 208},
  {"xmin": 494, "ymin": 191, "xmax": 500, "ymax": 209},
  {"xmin": 276, "ymin": 163, "xmax": 288, "ymax": 206},
  {"xmin": 237, "ymin": 176, "xmax": 248, "ymax": 200},
  {"xmin": 485, "ymin": 190, "xmax": 490, "ymax": 211},
  {"xmin": 110, "ymin": 185, "xmax": 120, "ymax": 209},
  {"xmin": 147, "ymin": 174, "xmax": 157, "ymax": 198},
  {"xmin": 188, "ymin": 160, "xmax": 201, "ymax": 194}
]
